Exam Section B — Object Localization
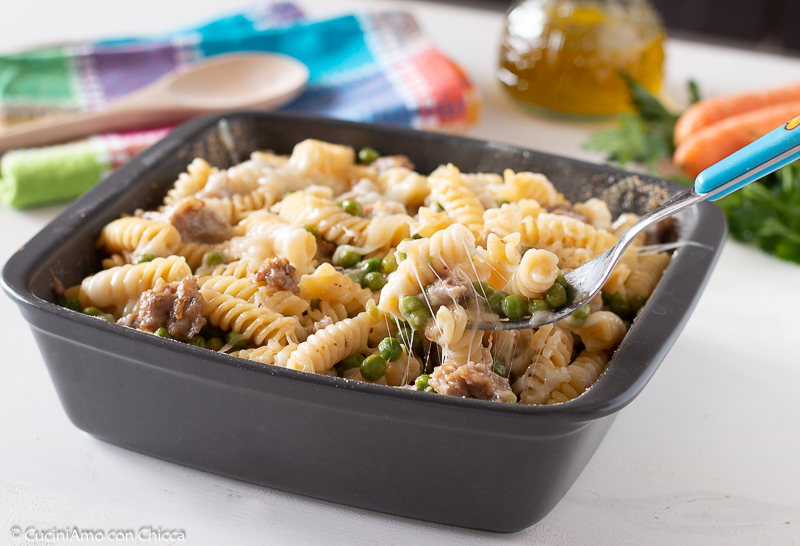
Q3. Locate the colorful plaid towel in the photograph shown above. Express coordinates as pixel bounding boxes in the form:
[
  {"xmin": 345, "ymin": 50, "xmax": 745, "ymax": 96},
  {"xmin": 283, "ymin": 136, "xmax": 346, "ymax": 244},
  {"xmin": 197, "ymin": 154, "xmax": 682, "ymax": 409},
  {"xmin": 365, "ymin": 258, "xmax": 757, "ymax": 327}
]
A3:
[{"xmin": 0, "ymin": 3, "xmax": 480, "ymax": 208}]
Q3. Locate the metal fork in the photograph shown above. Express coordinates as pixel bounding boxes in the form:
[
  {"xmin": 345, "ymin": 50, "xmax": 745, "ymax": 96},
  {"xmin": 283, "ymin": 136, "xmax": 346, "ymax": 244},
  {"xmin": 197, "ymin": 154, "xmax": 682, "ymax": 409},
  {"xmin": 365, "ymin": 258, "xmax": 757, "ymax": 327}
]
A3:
[{"xmin": 474, "ymin": 114, "xmax": 800, "ymax": 331}]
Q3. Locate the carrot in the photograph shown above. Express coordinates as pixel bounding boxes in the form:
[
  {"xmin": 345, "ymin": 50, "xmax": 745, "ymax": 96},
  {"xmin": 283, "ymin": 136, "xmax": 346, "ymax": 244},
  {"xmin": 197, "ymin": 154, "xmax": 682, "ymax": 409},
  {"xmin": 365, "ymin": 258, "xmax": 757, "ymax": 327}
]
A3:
[
  {"xmin": 674, "ymin": 81, "xmax": 800, "ymax": 145},
  {"xmin": 673, "ymin": 101, "xmax": 800, "ymax": 177}
]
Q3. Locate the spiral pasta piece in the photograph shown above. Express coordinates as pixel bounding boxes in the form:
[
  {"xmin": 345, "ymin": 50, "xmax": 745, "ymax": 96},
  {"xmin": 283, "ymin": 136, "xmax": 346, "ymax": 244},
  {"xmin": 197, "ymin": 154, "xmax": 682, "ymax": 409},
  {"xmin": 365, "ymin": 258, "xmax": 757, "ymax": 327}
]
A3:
[
  {"xmin": 164, "ymin": 158, "xmax": 215, "ymax": 206},
  {"xmin": 285, "ymin": 309, "xmax": 379, "ymax": 373},
  {"xmin": 253, "ymin": 288, "xmax": 310, "ymax": 317},
  {"xmin": 176, "ymin": 242, "xmax": 218, "ymax": 269},
  {"xmin": 299, "ymin": 263, "xmax": 371, "ymax": 309},
  {"xmin": 201, "ymin": 185, "xmax": 282, "ymax": 225},
  {"xmin": 198, "ymin": 275, "xmax": 260, "ymax": 302},
  {"xmin": 276, "ymin": 190, "xmax": 370, "ymax": 246},
  {"xmin": 546, "ymin": 350, "xmax": 608, "ymax": 404},
  {"xmin": 505, "ymin": 248, "xmax": 559, "ymax": 299},
  {"xmin": 481, "ymin": 233, "xmax": 521, "ymax": 289},
  {"xmin": 287, "ymin": 139, "xmax": 356, "ymax": 183},
  {"xmin": 495, "ymin": 169, "xmax": 563, "ymax": 206},
  {"xmin": 625, "ymin": 252, "xmax": 670, "ymax": 299},
  {"xmin": 603, "ymin": 263, "xmax": 631, "ymax": 295},
  {"xmin": 377, "ymin": 167, "xmax": 430, "ymax": 207},
  {"xmin": 79, "ymin": 256, "xmax": 191, "ymax": 316},
  {"xmin": 574, "ymin": 198, "xmax": 612, "ymax": 231},
  {"xmin": 200, "ymin": 289, "xmax": 298, "ymax": 345},
  {"xmin": 425, "ymin": 304, "xmax": 484, "ymax": 365},
  {"xmin": 575, "ymin": 311, "xmax": 626, "ymax": 351},
  {"xmin": 98, "ymin": 217, "xmax": 182, "ymax": 258},
  {"xmin": 427, "ymin": 164, "xmax": 485, "ymax": 238},
  {"xmin": 224, "ymin": 215, "xmax": 317, "ymax": 273}
]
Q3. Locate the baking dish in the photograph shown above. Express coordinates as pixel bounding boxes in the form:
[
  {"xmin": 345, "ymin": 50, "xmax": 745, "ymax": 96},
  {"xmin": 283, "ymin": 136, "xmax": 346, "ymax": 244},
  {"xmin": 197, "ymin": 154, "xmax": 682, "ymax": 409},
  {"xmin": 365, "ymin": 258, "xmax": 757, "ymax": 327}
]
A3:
[{"xmin": 2, "ymin": 112, "xmax": 726, "ymax": 532}]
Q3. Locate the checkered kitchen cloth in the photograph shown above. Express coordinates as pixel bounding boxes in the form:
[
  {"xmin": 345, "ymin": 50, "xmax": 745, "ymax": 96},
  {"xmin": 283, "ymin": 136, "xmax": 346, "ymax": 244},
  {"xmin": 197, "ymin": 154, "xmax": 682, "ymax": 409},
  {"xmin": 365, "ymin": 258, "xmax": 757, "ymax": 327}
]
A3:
[{"xmin": 0, "ymin": 3, "xmax": 480, "ymax": 208}]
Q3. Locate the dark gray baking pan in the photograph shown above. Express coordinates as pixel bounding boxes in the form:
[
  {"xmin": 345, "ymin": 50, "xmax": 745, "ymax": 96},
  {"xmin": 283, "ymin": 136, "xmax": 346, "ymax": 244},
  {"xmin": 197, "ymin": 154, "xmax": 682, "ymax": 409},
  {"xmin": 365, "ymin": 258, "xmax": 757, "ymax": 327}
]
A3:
[{"xmin": 2, "ymin": 112, "xmax": 727, "ymax": 532}]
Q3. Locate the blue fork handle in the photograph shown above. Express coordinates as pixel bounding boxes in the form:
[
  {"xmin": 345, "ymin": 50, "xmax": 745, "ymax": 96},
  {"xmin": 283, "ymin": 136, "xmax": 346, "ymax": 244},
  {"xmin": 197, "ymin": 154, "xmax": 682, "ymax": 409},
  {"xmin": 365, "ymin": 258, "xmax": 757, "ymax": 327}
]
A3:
[{"xmin": 694, "ymin": 114, "xmax": 800, "ymax": 200}]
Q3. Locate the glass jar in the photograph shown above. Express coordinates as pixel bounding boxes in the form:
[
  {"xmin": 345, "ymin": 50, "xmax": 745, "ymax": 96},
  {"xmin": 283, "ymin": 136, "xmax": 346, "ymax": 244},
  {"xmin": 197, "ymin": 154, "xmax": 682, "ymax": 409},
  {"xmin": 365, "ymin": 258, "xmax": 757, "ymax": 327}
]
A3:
[{"xmin": 498, "ymin": 0, "xmax": 665, "ymax": 118}]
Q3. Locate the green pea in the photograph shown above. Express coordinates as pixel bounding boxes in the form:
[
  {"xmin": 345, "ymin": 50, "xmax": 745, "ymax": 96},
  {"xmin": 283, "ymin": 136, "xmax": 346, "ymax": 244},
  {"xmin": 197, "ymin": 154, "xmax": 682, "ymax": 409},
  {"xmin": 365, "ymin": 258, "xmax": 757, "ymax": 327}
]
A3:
[
  {"xmin": 415, "ymin": 374, "xmax": 431, "ymax": 391},
  {"xmin": 545, "ymin": 284, "xmax": 567, "ymax": 308},
  {"xmin": 382, "ymin": 254, "xmax": 398, "ymax": 274},
  {"xmin": 310, "ymin": 297, "xmax": 321, "ymax": 310},
  {"xmin": 336, "ymin": 353, "xmax": 364, "ymax": 376},
  {"xmin": 528, "ymin": 299, "xmax": 549, "ymax": 314},
  {"xmin": 360, "ymin": 354, "xmax": 387, "ymax": 381},
  {"xmin": 608, "ymin": 292, "xmax": 631, "ymax": 319},
  {"xmin": 395, "ymin": 251, "xmax": 407, "ymax": 262},
  {"xmin": 424, "ymin": 386, "xmax": 435, "ymax": 393},
  {"xmin": 364, "ymin": 272, "xmax": 387, "ymax": 291},
  {"xmin": 492, "ymin": 358, "xmax": 509, "ymax": 378},
  {"xmin": 571, "ymin": 305, "xmax": 591, "ymax": 321},
  {"xmin": 348, "ymin": 271, "xmax": 365, "ymax": 286},
  {"xmin": 358, "ymin": 146, "xmax": 380, "ymax": 164},
  {"xmin": 207, "ymin": 337, "xmax": 224, "ymax": 351},
  {"xmin": 361, "ymin": 257, "xmax": 383, "ymax": 273},
  {"xmin": 555, "ymin": 270, "xmax": 568, "ymax": 289},
  {"xmin": 200, "ymin": 322, "xmax": 225, "ymax": 339},
  {"xmin": 201, "ymin": 250, "xmax": 225, "ymax": 268},
  {"xmin": 629, "ymin": 295, "xmax": 646, "ymax": 313},
  {"xmin": 379, "ymin": 337, "xmax": 403, "ymax": 362},
  {"xmin": 487, "ymin": 291, "xmax": 507, "ymax": 315},
  {"xmin": 155, "ymin": 327, "xmax": 172, "ymax": 339},
  {"xmin": 400, "ymin": 237, "xmax": 415, "ymax": 244},
  {"xmin": 601, "ymin": 291, "xmax": 613, "ymax": 305},
  {"xmin": 61, "ymin": 297, "xmax": 81, "ymax": 312},
  {"xmin": 302, "ymin": 224, "xmax": 319, "ymax": 238},
  {"xmin": 83, "ymin": 306, "xmax": 111, "ymax": 321},
  {"xmin": 341, "ymin": 199, "xmax": 363, "ymax": 217},
  {"xmin": 339, "ymin": 250, "xmax": 361, "ymax": 269},
  {"xmin": 502, "ymin": 294, "xmax": 528, "ymax": 320},
  {"xmin": 399, "ymin": 295, "xmax": 425, "ymax": 317},
  {"xmin": 136, "ymin": 253, "xmax": 155, "ymax": 264},
  {"xmin": 188, "ymin": 335, "xmax": 207, "ymax": 349},
  {"xmin": 407, "ymin": 309, "xmax": 430, "ymax": 331},
  {"xmin": 226, "ymin": 331, "xmax": 247, "ymax": 350},
  {"xmin": 471, "ymin": 281, "xmax": 494, "ymax": 298}
]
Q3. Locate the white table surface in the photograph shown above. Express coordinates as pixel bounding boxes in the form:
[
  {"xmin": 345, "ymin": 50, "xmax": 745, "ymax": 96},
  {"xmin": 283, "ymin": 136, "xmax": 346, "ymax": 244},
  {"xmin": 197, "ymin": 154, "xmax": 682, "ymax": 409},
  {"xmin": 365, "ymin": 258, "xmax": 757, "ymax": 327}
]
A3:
[{"xmin": 2, "ymin": 1, "xmax": 800, "ymax": 545}]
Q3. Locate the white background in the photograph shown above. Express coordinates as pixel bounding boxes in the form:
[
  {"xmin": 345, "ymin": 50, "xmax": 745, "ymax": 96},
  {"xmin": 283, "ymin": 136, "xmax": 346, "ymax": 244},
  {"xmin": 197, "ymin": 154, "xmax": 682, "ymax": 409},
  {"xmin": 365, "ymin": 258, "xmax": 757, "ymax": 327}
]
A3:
[{"xmin": 1, "ymin": 1, "xmax": 799, "ymax": 545}]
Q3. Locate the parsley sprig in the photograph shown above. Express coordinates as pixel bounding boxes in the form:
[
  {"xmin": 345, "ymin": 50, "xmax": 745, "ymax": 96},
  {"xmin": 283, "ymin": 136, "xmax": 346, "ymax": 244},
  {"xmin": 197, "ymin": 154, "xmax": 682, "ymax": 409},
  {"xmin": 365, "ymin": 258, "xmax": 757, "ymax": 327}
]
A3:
[{"xmin": 583, "ymin": 75, "xmax": 800, "ymax": 264}]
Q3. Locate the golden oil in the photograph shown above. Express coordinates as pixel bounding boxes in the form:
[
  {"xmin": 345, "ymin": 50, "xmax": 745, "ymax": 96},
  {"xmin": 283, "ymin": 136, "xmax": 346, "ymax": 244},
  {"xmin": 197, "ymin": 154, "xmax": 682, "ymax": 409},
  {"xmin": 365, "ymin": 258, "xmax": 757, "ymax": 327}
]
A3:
[{"xmin": 498, "ymin": 0, "xmax": 665, "ymax": 118}]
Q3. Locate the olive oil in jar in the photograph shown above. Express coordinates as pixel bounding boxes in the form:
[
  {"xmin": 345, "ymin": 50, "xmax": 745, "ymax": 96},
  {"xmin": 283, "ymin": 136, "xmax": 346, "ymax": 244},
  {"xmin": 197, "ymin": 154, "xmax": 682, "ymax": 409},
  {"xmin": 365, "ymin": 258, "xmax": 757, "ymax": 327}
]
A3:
[{"xmin": 498, "ymin": 0, "xmax": 665, "ymax": 118}]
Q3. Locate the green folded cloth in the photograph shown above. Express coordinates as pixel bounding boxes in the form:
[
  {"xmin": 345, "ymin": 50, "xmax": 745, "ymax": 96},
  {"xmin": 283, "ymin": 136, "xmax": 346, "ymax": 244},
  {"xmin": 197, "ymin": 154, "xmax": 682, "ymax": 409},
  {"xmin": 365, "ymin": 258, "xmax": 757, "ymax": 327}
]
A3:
[{"xmin": 0, "ymin": 129, "xmax": 168, "ymax": 208}]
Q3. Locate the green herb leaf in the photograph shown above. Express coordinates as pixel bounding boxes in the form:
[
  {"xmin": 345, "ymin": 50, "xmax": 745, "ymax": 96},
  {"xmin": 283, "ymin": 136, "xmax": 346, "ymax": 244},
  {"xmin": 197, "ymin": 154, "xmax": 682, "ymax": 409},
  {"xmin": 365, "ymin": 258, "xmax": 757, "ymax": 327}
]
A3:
[
  {"xmin": 688, "ymin": 79, "xmax": 702, "ymax": 105},
  {"xmin": 619, "ymin": 71, "xmax": 676, "ymax": 123}
]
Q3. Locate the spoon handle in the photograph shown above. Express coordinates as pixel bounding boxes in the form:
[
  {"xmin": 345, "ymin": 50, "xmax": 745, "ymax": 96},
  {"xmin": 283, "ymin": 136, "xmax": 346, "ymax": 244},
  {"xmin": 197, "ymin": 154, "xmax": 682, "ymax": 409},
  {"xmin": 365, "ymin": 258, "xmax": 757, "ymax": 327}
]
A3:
[
  {"xmin": 0, "ymin": 103, "xmax": 192, "ymax": 154},
  {"xmin": 695, "ymin": 114, "xmax": 800, "ymax": 200}
]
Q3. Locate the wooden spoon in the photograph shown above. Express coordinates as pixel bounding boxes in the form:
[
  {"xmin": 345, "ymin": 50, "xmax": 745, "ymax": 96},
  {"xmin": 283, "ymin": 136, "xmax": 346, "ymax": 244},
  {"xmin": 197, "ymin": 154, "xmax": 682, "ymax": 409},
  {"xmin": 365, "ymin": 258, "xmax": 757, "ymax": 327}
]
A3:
[{"xmin": 0, "ymin": 53, "xmax": 309, "ymax": 153}]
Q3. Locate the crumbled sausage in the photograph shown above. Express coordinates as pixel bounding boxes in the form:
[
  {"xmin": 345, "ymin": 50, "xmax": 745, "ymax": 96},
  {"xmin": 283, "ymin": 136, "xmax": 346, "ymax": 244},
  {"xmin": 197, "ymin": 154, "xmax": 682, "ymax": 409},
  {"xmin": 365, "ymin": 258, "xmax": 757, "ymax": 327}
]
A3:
[
  {"xmin": 429, "ymin": 360, "xmax": 516, "ymax": 403},
  {"xmin": 137, "ymin": 276, "xmax": 206, "ymax": 340},
  {"xmin": 425, "ymin": 274, "xmax": 467, "ymax": 309},
  {"xmin": 315, "ymin": 238, "xmax": 336, "ymax": 263},
  {"xmin": 149, "ymin": 197, "xmax": 230, "ymax": 244},
  {"xmin": 255, "ymin": 257, "xmax": 299, "ymax": 293},
  {"xmin": 372, "ymin": 155, "xmax": 415, "ymax": 175},
  {"xmin": 545, "ymin": 204, "xmax": 592, "ymax": 224}
]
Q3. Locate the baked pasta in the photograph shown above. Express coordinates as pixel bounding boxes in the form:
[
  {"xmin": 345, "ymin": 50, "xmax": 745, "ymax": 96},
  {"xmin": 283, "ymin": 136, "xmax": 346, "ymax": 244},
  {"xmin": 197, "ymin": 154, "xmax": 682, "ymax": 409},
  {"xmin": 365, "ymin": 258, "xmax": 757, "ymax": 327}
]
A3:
[{"xmin": 56, "ymin": 139, "xmax": 672, "ymax": 405}]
